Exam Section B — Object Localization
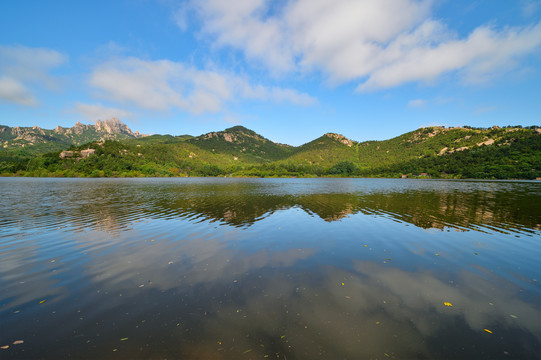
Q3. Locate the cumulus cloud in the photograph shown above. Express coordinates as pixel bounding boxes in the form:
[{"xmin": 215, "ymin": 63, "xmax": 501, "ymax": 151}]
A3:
[
  {"xmin": 188, "ymin": 0, "xmax": 541, "ymax": 91},
  {"xmin": 89, "ymin": 57, "xmax": 316, "ymax": 113},
  {"xmin": 74, "ymin": 102, "xmax": 133, "ymax": 121},
  {"xmin": 0, "ymin": 45, "xmax": 66, "ymax": 105}
]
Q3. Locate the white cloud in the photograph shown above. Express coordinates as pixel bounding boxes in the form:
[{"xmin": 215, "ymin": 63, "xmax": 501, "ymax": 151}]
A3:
[
  {"xmin": 408, "ymin": 99, "xmax": 427, "ymax": 108},
  {"xmin": 74, "ymin": 102, "xmax": 133, "ymax": 121},
  {"xmin": 0, "ymin": 45, "xmax": 67, "ymax": 105},
  {"xmin": 189, "ymin": 0, "xmax": 541, "ymax": 91},
  {"xmin": 89, "ymin": 57, "xmax": 316, "ymax": 113},
  {"xmin": 0, "ymin": 76, "xmax": 36, "ymax": 106}
]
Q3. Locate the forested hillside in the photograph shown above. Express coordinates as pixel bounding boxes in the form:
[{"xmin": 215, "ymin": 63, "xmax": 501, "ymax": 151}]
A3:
[{"xmin": 1, "ymin": 121, "xmax": 540, "ymax": 179}]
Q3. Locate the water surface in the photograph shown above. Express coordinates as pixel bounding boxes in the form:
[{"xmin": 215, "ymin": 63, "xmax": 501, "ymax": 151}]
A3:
[{"xmin": 1, "ymin": 178, "xmax": 540, "ymax": 359}]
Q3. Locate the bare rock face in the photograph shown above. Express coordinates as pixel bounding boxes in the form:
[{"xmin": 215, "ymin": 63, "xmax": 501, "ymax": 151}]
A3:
[
  {"xmin": 54, "ymin": 125, "xmax": 65, "ymax": 134},
  {"xmin": 59, "ymin": 151, "xmax": 74, "ymax": 159},
  {"xmin": 95, "ymin": 118, "xmax": 134, "ymax": 135},
  {"xmin": 477, "ymin": 139, "xmax": 495, "ymax": 146},
  {"xmin": 72, "ymin": 121, "xmax": 87, "ymax": 135},
  {"xmin": 324, "ymin": 133, "xmax": 354, "ymax": 147},
  {"xmin": 80, "ymin": 149, "xmax": 96, "ymax": 158}
]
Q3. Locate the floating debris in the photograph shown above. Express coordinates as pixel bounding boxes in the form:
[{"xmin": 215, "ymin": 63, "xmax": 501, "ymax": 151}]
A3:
[
  {"xmin": 444, "ymin": 302, "xmax": 453, "ymax": 307},
  {"xmin": 120, "ymin": 338, "xmax": 128, "ymax": 341},
  {"xmin": 1, "ymin": 345, "xmax": 9, "ymax": 349},
  {"xmin": 39, "ymin": 300, "xmax": 47, "ymax": 304},
  {"xmin": 484, "ymin": 329, "xmax": 493, "ymax": 334},
  {"xmin": 13, "ymin": 340, "xmax": 24, "ymax": 345},
  {"xmin": 510, "ymin": 314, "xmax": 518, "ymax": 319}
]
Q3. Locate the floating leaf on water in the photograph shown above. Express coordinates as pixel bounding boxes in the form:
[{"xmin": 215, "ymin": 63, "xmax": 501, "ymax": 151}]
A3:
[
  {"xmin": 376, "ymin": 322, "xmax": 381, "ymax": 325},
  {"xmin": 50, "ymin": 260, "xmax": 55, "ymax": 263},
  {"xmin": 484, "ymin": 329, "xmax": 493, "ymax": 334},
  {"xmin": 280, "ymin": 335, "xmax": 285, "ymax": 339},
  {"xmin": 363, "ymin": 245, "xmax": 368, "ymax": 247},
  {"xmin": 242, "ymin": 349, "xmax": 252, "ymax": 354},
  {"xmin": 39, "ymin": 300, "xmax": 47, "ymax": 304},
  {"xmin": 120, "ymin": 338, "xmax": 128, "ymax": 341},
  {"xmin": 444, "ymin": 302, "xmax": 453, "ymax": 307},
  {"xmin": 13, "ymin": 340, "xmax": 24, "ymax": 345},
  {"xmin": 168, "ymin": 261, "xmax": 173, "ymax": 265},
  {"xmin": 474, "ymin": 253, "xmax": 479, "ymax": 255},
  {"xmin": 138, "ymin": 284, "xmax": 144, "ymax": 288},
  {"xmin": 510, "ymin": 314, "xmax": 518, "ymax": 319},
  {"xmin": 341, "ymin": 282, "xmax": 345, "ymax": 286},
  {"xmin": 435, "ymin": 253, "xmax": 441, "ymax": 256},
  {"xmin": 113, "ymin": 348, "xmax": 118, "ymax": 352},
  {"xmin": 1, "ymin": 345, "xmax": 9, "ymax": 349}
]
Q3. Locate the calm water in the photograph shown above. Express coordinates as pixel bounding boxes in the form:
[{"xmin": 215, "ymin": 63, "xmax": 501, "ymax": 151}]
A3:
[{"xmin": 0, "ymin": 178, "xmax": 540, "ymax": 359}]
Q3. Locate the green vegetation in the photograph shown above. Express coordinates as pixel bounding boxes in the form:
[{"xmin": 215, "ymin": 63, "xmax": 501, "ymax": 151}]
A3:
[{"xmin": 1, "ymin": 123, "xmax": 540, "ymax": 179}]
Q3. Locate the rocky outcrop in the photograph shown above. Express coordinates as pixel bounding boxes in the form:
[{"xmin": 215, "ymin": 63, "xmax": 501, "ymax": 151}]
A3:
[
  {"xmin": 324, "ymin": 133, "xmax": 354, "ymax": 147},
  {"xmin": 80, "ymin": 149, "xmax": 96, "ymax": 158},
  {"xmin": 477, "ymin": 139, "xmax": 495, "ymax": 146},
  {"xmin": 94, "ymin": 118, "xmax": 136, "ymax": 136},
  {"xmin": 59, "ymin": 151, "xmax": 74, "ymax": 159}
]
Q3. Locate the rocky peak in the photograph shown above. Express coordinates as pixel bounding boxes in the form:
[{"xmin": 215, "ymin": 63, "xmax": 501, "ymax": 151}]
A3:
[
  {"xmin": 54, "ymin": 125, "xmax": 65, "ymax": 134},
  {"xmin": 324, "ymin": 133, "xmax": 354, "ymax": 147},
  {"xmin": 93, "ymin": 118, "xmax": 146, "ymax": 137}
]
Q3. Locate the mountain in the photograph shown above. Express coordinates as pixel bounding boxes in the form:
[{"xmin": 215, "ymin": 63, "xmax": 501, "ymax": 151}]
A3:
[
  {"xmin": 0, "ymin": 118, "xmax": 146, "ymax": 155},
  {"xmin": 280, "ymin": 133, "xmax": 358, "ymax": 167},
  {"xmin": 0, "ymin": 120, "xmax": 539, "ymax": 179},
  {"xmin": 187, "ymin": 125, "xmax": 294, "ymax": 162}
]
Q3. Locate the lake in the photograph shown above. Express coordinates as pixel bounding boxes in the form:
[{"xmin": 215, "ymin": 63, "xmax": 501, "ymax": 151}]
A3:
[{"xmin": 0, "ymin": 178, "xmax": 540, "ymax": 359}]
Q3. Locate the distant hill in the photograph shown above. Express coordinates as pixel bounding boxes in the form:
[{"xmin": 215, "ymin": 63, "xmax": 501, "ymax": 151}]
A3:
[
  {"xmin": 187, "ymin": 125, "xmax": 294, "ymax": 162},
  {"xmin": 0, "ymin": 118, "xmax": 146, "ymax": 155},
  {"xmin": 0, "ymin": 120, "xmax": 539, "ymax": 179}
]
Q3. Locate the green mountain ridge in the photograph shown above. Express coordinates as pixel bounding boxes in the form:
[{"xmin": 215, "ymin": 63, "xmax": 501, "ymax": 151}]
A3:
[{"xmin": 1, "ymin": 120, "xmax": 540, "ymax": 179}]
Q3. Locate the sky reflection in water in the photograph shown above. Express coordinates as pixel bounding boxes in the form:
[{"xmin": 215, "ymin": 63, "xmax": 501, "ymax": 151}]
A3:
[{"xmin": 0, "ymin": 178, "xmax": 540, "ymax": 359}]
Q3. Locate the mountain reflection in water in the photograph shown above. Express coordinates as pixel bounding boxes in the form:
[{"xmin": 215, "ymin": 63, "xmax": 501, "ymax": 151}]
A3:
[
  {"xmin": 0, "ymin": 178, "xmax": 539, "ymax": 359},
  {"xmin": 3, "ymin": 178, "xmax": 539, "ymax": 233}
]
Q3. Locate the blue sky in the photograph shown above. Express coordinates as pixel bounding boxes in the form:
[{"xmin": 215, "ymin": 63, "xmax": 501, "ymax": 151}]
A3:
[{"xmin": 1, "ymin": 0, "xmax": 540, "ymax": 146}]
